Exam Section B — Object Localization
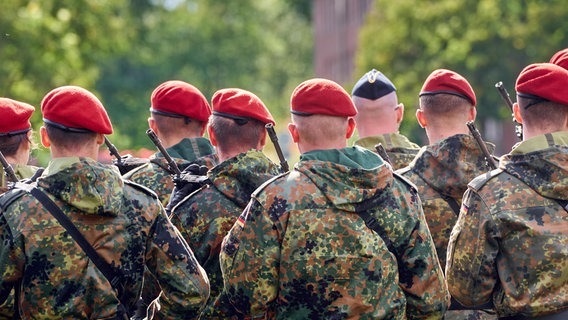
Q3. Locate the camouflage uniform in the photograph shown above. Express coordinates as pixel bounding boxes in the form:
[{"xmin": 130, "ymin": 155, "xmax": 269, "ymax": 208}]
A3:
[
  {"xmin": 397, "ymin": 134, "xmax": 497, "ymax": 320},
  {"xmin": 170, "ymin": 150, "xmax": 280, "ymax": 318},
  {"xmin": 354, "ymin": 132, "xmax": 420, "ymax": 170},
  {"xmin": 446, "ymin": 132, "xmax": 568, "ymax": 318},
  {"xmin": 0, "ymin": 157, "xmax": 210, "ymax": 319},
  {"xmin": 124, "ymin": 137, "xmax": 218, "ymax": 207},
  {"xmin": 221, "ymin": 146, "xmax": 449, "ymax": 319},
  {"xmin": 0, "ymin": 163, "xmax": 41, "ymax": 319}
]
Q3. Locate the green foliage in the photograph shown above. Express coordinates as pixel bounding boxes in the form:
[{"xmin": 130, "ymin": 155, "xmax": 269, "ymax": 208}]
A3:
[
  {"xmin": 1, "ymin": 0, "xmax": 312, "ymax": 158},
  {"xmin": 355, "ymin": 0, "xmax": 568, "ymax": 144},
  {"xmin": 97, "ymin": 0, "xmax": 313, "ymax": 149}
]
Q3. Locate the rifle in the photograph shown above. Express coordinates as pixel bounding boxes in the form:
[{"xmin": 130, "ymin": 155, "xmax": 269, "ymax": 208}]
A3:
[
  {"xmin": 495, "ymin": 81, "xmax": 523, "ymax": 140},
  {"xmin": 146, "ymin": 129, "xmax": 182, "ymax": 177},
  {"xmin": 104, "ymin": 136, "xmax": 148, "ymax": 175},
  {"xmin": 265, "ymin": 123, "xmax": 290, "ymax": 173},
  {"xmin": 374, "ymin": 143, "xmax": 393, "ymax": 166},
  {"xmin": 104, "ymin": 137, "xmax": 123, "ymax": 165},
  {"xmin": 0, "ymin": 150, "xmax": 18, "ymax": 183},
  {"xmin": 466, "ymin": 121, "xmax": 498, "ymax": 170}
]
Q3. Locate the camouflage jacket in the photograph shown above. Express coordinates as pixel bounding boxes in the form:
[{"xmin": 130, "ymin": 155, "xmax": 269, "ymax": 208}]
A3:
[
  {"xmin": 0, "ymin": 163, "xmax": 41, "ymax": 319},
  {"xmin": 221, "ymin": 146, "xmax": 448, "ymax": 319},
  {"xmin": 396, "ymin": 134, "xmax": 496, "ymax": 269},
  {"xmin": 354, "ymin": 132, "xmax": 421, "ymax": 170},
  {"xmin": 0, "ymin": 157, "xmax": 209, "ymax": 319},
  {"xmin": 446, "ymin": 132, "xmax": 568, "ymax": 318},
  {"xmin": 170, "ymin": 150, "xmax": 280, "ymax": 318},
  {"xmin": 124, "ymin": 137, "xmax": 218, "ymax": 207}
]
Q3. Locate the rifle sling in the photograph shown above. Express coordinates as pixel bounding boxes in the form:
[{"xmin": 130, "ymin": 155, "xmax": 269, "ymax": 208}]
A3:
[{"xmin": 14, "ymin": 183, "xmax": 127, "ymax": 310}]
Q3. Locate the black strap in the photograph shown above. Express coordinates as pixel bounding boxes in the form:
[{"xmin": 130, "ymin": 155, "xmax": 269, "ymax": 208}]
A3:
[
  {"xmin": 555, "ymin": 199, "xmax": 568, "ymax": 213},
  {"xmin": 355, "ymin": 210, "xmax": 397, "ymax": 255},
  {"xmin": 15, "ymin": 184, "xmax": 127, "ymax": 313}
]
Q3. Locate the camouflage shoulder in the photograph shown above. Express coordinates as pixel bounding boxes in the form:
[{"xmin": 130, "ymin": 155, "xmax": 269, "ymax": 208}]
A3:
[
  {"xmin": 392, "ymin": 171, "xmax": 419, "ymax": 193},
  {"xmin": 123, "ymin": 160, "xmax": 153, "ymax": 178},
  {"xmin": 251, "ymin": 171, "xmax": 290, "ymax": 198},
  {"xmin": 123, "ymin": 179, "xmax": 159, "ymax": 200},
  {"xmin": 467, "ymin": 168, "xmax": 504, "ymax": 192},
  {"xmin": 0, "ymin": 183, "xmax": 29, "ymax": 211},
  {"xmin": 394, "ymin": 165, "xmax": 412, "ymax": 176}
]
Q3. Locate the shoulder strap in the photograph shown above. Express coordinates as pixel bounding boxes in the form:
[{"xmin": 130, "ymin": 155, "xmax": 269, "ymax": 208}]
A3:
[
  {"xmin": 355, "ymin": 210, "xmax": 397, "ymax": 255},
  {"xmin": 14, "ymin": 184, "xmax": 127, "ymax": 307}
]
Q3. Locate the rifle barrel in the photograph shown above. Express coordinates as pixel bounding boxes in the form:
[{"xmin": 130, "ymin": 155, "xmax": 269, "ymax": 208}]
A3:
[
  {"xmin": 467, "ymin": 121, "xmax": 498, "ymax": 170},
  {"xmin": 0, "ymin": 151, "xmax": 19, "ymax": 183},
  {"xmin": 146, "ymin": 129, "xmax": 182, "ymax": 176},
  {"xmin": 265, "ymin": 123, "xmax": 289, "ymax": 173}
]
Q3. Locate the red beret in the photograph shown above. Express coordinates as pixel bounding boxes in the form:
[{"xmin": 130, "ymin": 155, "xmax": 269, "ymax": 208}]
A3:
[
  {"xmin": 150, "ymin": 80, "xmax": 211, "ymax": 122},
  {"xmin": 41, "ymin": 86, "xmax": 113, "ymax": 134},
  {"xmin": 290, "ymin": 78, "xmax": 357, "ymax": 117},
  {"xmin": 211, "ymin": 88, "xmax": 275, "ymax": 125},
  {"xmin": 549, "ymin": 48, "xmax": 568, "ymax": 70},
  {"xmin": 515, "ymin": 63, "xmax": 568, "ymax": 107},
  {"xmin": 419, "ymin": 69, "xmax": 476, "ymax": 106},
  {"xmin": 0, "ymin": 98, "xmax": 35, "ymax": 136}
]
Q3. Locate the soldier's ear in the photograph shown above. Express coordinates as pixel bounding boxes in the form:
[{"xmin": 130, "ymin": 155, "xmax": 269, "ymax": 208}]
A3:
[
  {"xmin": 208, "ymin": 126, "xmax": 218, "ymax": 147},
  {"xmin": 513, "ymin": 102, "xmax": 523, "ymax": 124},
  {"xmin": 346, "ymin": 118, "xmax": 356, "ymax": 139},
  {"xmin": 416, "ymin": 109, "xmax": 427, "ymax": 128},
  {"xmin": 40, "ymin": 126, "xmax": 51, "ymax": 148},
  {"xmin": 395, "ymin": 103, "xmax": 404, "ymax": 125},
  {"xmin": 148, "ymin": 117, "xmax": 158, "ymax": 135},
  {"xmin": 288, "ymin": 123, "xmax": 299, "ymax": 143}
]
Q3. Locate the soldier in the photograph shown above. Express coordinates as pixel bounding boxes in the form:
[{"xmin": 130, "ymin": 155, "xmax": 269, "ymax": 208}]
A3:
[
  {"xmin": 0, "ymin": 97, "xmax": 41, "ymax": 319},
  {"xmin": 220, "ymin": 78, "xmax": 449, "ymax": 319},
  {"xmin": 169, "ymin": 88, "xmax": 281, "ymax": 318},
  {"xmin": 446, "ymin": 63, "xmax": 568, "ymax": 319},
  {"xmin": 396, "ymin": 69, "xmax": 497, "ymax": 319},
  {"xmin": 124, "ymin": 80, "xmax": 218, "ymax": 207},
  {"xmin": 0, "ymin": 98, "xmax": 40, "ymax": 192},
  {"xmin": 351, "ymin": 69, "xmax": 420, "ymax": 169},
  {"xmin": 0, "ymin": 86, "xmax": 209, "ymax": 319},
  {"xmin": 550, "ymin": 48, "xmax": 568, "ymax": 70}
]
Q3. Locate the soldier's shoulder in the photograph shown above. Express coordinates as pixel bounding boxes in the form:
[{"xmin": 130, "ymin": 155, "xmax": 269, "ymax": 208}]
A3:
[
  {"xmin": 0, "ymin": 184, "xmax": 32, "ymax": 211},
  {"xmin": 251, "ymin": 171, "xmax": 291, "ymax": 198},
  {"xmin": 123, "ymin": 179, "xmax": 159, "ymax": 201},
  {"xmin": 392, "ymin": 171, "xmax": 419, "ymax": 193},
  {"xmin": 468, "ymin": 168, "xmax": 505, "ymax": 192}
]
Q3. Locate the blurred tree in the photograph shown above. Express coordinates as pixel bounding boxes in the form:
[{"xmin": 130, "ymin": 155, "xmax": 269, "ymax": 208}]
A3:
[
  {"xmin": 97, "ymin": 0, "xmax": 313, "ymax": 150},
  {"xmin": 355, "ymin": 0, "xmax": 568, "ymax": 146},
  {"xmin": 1, "ymin": 0, "xmax": 139, "ymax": 163},
  {"xmin": 1, "ymin": 0, "xmax": 312, "ymax": 159}
]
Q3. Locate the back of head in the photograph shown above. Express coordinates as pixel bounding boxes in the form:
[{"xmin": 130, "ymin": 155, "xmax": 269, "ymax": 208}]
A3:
[
  {"xmin": 550, "ymin": 48, "xmax": 568, "ymax": 71},
  {"xmin": 351, "ymin": 69, "xmax": 400, "ymax": 135},
  {"xmin": 418, "ymin": 69, "xmax": 476, "ymax": 129},
  {"xmin": 0, "ymin": 97, "xmax": 35, "ymax": 158},
  {"xmin": 210, "ymin": 88, "xmax": 274, "ymax": 155},
  {"xmin": 41, "ymin": 85, "xmax": 112, "ymax": 150},
  {"xmin": 515, "ymin": 62, "xmax": 568, "ymax": 134},
  {"xmin": 290, "ymin": 78, "xmax": 357, "ymax": 149},
  {"xmin": 150, "ymin": 80, "xmax": 211, "ymax": 137}
]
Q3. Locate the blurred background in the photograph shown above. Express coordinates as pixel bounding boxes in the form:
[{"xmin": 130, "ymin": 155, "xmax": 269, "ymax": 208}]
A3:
[{"xmin": 2, "ymin": 0, "xmax": 567, "ymax": 167}]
